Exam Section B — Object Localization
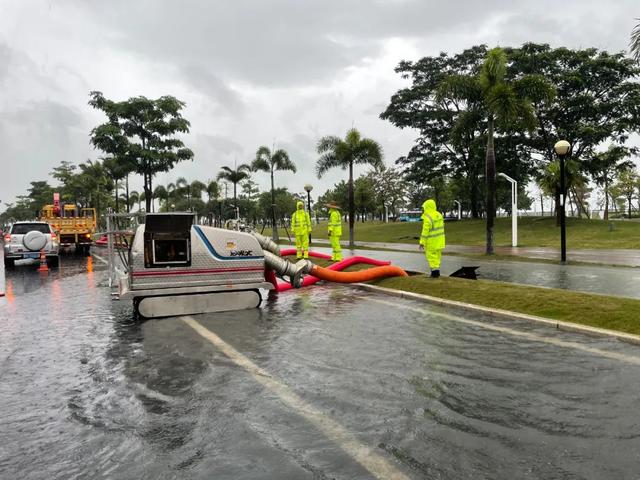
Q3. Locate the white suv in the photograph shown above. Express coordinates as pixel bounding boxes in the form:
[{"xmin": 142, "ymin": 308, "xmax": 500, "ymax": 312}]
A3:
[{"xmin": 3, "ymin": 221, "xmax": 60, "ymax": 267}]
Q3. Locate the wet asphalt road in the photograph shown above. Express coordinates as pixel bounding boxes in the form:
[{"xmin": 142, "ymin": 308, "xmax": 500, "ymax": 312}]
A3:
[{"xmin": 1, "ymin": 255, "xmax": 640, "ymax": 479}]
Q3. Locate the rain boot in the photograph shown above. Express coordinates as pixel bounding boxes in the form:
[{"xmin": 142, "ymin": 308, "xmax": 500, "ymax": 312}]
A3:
[{"xmin": 430, "ymin": 270, "xmax": 440, "ymax": 278}]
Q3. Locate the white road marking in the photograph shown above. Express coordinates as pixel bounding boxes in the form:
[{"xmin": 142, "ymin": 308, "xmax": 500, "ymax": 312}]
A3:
[
  {"xmin": 182, "ymin": 316, "xmax": 410, "ymax": 480},
  {"xmin": 91, "ymin": 252, "xmax": 108, "ymax": 265},
  {"xmin": 365, "ymin": 296, "xmax": 640, "ymax": 366}
]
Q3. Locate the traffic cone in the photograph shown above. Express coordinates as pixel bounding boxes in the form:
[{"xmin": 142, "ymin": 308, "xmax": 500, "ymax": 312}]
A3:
[{"xmin": 37, "ymin": 250, "xmax": 49, "ymax": 272}]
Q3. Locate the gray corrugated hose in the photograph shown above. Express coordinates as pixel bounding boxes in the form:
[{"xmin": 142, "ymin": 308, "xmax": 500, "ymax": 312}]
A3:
[
  {"xmin": 251, "ymin": 231, "xmax": 281, "ymax": 256},
  {"xmin": 263, "ymin": 251, "xmax": 313, "ymax": 288}
]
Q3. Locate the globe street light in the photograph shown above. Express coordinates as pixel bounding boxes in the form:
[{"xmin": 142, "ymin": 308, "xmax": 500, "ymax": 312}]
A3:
[
  {"xmin": 554, "ymin": 140, "xmax": 571, "ymax": 263},
  {"xmin": 304, "ymin": 184, "xmax": 313, "ymax": 242}
]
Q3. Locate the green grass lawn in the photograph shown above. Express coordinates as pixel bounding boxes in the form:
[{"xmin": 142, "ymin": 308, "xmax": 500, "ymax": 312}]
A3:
[
  {"xmin": 267, "ymin": 216, "xmax": 640, "ymax": 249},
  {"xmin": 282, "ymin": 254, "xmax": 640, "ymax": 335},
  {"xmin": 373, "ymin": 275, "xmax": 640, "ymax": 335}
]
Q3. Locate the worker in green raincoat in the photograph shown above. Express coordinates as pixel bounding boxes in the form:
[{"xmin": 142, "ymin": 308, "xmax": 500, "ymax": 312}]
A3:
[
  {"xmin": 326, "ymin": 202, "xmax": 342, "ymax": 261},
  {"xmin": 291, "ymin": 200, "xmax": 312, "ymax": 259},
  {"xmin": 419, "ymin": 199, "xmax": 445, "ymax": 277}
]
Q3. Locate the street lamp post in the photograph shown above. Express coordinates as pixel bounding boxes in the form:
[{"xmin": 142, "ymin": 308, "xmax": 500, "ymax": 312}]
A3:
[
  {"xmin": 453, "ymin": 200, "xmax": 462, "ymax": 221},
  {"xmin": 497, "ymin": 173, "xmax": 518, "ymax": 247},
  {"xmin": 304, "ymin": 184, "xmax": 313, "ymax": 242},
  {"xmin": 554, "ymin": 140, "xmax": 571, "ymax": 263}
]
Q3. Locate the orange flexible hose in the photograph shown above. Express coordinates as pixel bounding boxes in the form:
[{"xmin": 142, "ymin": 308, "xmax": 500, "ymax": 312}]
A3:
[{"xmin": 310, "ymin": 264, "xmax": 408, "ymax": 283}]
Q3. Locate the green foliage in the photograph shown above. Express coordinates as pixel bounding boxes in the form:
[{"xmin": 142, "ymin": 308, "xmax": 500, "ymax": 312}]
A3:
[
  {"xmin": 631, "ymin": 19, "xmax": 640, "ymax": 61},
  {"xmin": 436, "ymin": 46, "xmax": 552, "ymax": 253},
  {"xmin": 1, "ymin": 159, "xmax": 115, "ymax": 226},
  {"xmin": 216, "ymin": 164, "xmax": 252, "ymax": 202},
  {"xmin": 257, "ymin": 188, "xmax": 296, "ymax": 222},
  {"xmin": 252, "ymin": 145, "xmax": 295, "ymax": 240},
  {"xmin": 89, "ymin": 91, "xmax": 194, "ymax": 212},
  {"xmin": 611, "ymin": 168, "xmax": 639, "ymax": 218},
  {"xmin": 382, "ymin": 43, "xmax": 640, "ymax": 228},
  {"xmin": 316, "ymin": 128, "xmax": 383, "ymax": 246}
]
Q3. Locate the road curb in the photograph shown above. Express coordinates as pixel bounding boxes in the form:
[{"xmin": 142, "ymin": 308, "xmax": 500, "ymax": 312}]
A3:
[{"xmin": 355, "ymin": 283, "xmax": 640, "ymax": 347}]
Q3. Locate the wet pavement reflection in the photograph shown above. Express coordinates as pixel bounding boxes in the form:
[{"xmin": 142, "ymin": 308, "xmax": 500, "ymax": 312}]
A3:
[{"xmin": 1, "ymin": 257, "xmax": 640, "ymax": 479}]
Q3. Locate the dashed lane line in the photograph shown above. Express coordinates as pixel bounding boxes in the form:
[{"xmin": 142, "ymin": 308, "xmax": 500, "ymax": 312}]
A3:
[
  {"xmin": 90, "ymin": 252, "xmax": 108, "ymax": 265},
  {"xmin": 364, "ymin": 296, "xmax": 640, "ymax": 366},
  {"xmin": 181, "ymin": 316, "xmax": 410, "ymax": 480}
]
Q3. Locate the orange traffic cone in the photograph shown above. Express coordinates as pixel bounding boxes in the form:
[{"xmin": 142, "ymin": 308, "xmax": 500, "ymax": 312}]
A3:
[{"xmin": 37, "ymin": 250, "xmax": 49, "ymax": 272}]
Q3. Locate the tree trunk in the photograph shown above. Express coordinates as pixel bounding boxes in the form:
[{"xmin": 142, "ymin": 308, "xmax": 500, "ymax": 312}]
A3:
[
  {"xmin": 485, "ymin": 117, "xmax": 496, "ymax": 255},
  {"xmin": 270, "ymin": 169, "xmax": 279, "ymax": 242},
  {"xmin": 348, "ymin": 161, "xmax": 355, "ymax": 248},
  {"xmin": 125, "ymin": 174, "xmax": 130, "ymax": 213},
  {"xmin": 540, "ymin": 194, "xmax": 544, "ymax": 215},
  {"xmin": 470, "ymin": 178, "xmax": 480, "ymax": 219},
  {"xmin": 629, "ymin": 197, "xmax": 633, "ymax": 219},
  {"xmin": 604, "ymin": 178, "xmax": 609, "ymax": 220},
  {"xmin": 115, "ymin": 180, "xmax": 119, "ymax": 213}
]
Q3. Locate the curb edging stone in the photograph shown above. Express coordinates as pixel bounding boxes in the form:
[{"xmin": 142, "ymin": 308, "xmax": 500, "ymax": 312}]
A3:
[{"xmin": 355, "ymin": 283, "xmax": 640, "ymax": 347}]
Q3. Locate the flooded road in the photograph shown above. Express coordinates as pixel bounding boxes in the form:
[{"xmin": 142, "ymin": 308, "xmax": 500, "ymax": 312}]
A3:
[{"xmin": 1, "ymin": 255, "xmax": 640, "ymax": 479}]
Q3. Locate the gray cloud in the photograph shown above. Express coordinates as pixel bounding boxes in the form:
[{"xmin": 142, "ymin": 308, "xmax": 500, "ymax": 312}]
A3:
[
  {"xmin": 181, "ymin": 65, "xmax": 245, "ymax": 115},
  {"xmin": 1, "ymin": 0, "xmax": 639, "ymax": 206},
  {"xmin": 196, "ymin": 133, "xmax": 244, "ymax": 156}
]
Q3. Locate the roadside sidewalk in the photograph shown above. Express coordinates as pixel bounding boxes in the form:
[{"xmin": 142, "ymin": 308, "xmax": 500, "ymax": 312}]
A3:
[{"xmin": 311, "ymin": 239, "xmax": 640, "ymax": 267}]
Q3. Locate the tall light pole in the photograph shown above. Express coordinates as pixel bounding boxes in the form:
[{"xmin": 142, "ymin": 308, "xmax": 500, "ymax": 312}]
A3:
[
  {"xmin": 454, "ymin": 200, "xmax": 462, "ymax": 221},
  {"xmin": 554, "ymin": 140, "xmax": 571, "ymax": 263},
  {"xmin": 498, "ymin": 173, "xmax": 518, "ymax": 247},
  {"xmin": 304, "ymin": 184, "xmax": 313, "ymax": 242}
]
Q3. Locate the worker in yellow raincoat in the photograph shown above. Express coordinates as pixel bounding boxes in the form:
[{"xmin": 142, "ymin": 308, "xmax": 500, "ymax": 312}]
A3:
[
  {"xmin": 326, "ymin": 202, "xmax": 342, "ymax": 261},
  {"xmin": 419, "ymin": 199, "xmax": 445, "ymax": 277},
  {"xmin": 291, "ymin": 200, "xmax": 312, "ymax": 259}
]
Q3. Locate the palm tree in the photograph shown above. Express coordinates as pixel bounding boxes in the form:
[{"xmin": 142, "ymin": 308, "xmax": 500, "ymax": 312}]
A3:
[
  {"xmin": 538, "ymin": 159, "xmax": 585, "ymax": 225},
  {"xmin": 316, "ymin": 128, "xmax": 383, "ymax": 247},
  {"xmin": 176, "ymin": 177, "xmax": 189, "ymax": 203},
  {"xmin": 128, "ymin": 190, "xmax": 139, "ymax": 212},
  {"xmin": 190, "ymin": 180, "xmax": 206, "ymax": 202},
  {"xmin": 153, "ymin": 185, "xmax": 168, "ymax": 212},
  {"xmin": 206, "ymin": 180, "xmax": 220, "ymax": 204},
  {"xmin": 438, "ymin": 47, "xmax": 554, "ymax": 254},
  {"xmin": 252, "ymin": 146, "xmax": 296, "ymax": 241},
  {"xmin": 217, "ymin": 164, "xmax": 252, "ymax": 206},
  {"xmin": 103, "ymin": 157, "xmax": 128, "ymax": 213},
  {"xmin": 631, "ymin": 19, "xmax": 640, "ymax": 60}
]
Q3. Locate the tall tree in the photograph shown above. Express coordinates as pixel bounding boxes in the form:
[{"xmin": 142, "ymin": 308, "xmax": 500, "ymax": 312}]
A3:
[
  {"xmin": 89, "ymin": 91, "xmax": 194, "ymax": 212},
  {"xmin": 316, "ymin": 128, "xmax": 383, "ymax": 247},
  {"xmin": 631, "ymin": 19, "xmax": 640, "ymax": 61},
  {"xmin": 381, "ymin": 46, "xmax": 491, "ymax": 219},
  {"xmin": 366, "ymin": 164, "xmax": 406, "ymax": 220},
  {"xmin": 128, "ymin": 190, "xmax": 140, "ymax": 212},
  {"xmin": 206, "ymin": 180, "xmax": 220, "ymax": 204},
  {"xmin": 252, "ymin": 146, "xmax": 296, "ymax": 241},
  {"xmin": 216, "ymin": 164, "xmax": 252, "ymax": 206},
  {"xmin": 613, "ymin": 168, "xmax": 639, "ymax": 219},
  {"xmin": 153, "ymin": 185, "xmax": 168, "ymax": 212},
  {"xmin": 102, "ymin": 157, "xmax": 132, "ymax": 213},
  {"xmin": 27, "ymin": 181, "xmax": 54, "ymax": 214},
  {"xmin": 437, "ymin": 47, "xmax": 552, "ymax": 254},
  {"xmin": 587, "ymin": 146, "xmax": 634, "ymax": 220}
]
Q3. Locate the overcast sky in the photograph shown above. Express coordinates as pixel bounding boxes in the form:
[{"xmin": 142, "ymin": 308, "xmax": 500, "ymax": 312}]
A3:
[{"xmin": 1, "ymin": 0, "xmax": 638, "ymax": 207}]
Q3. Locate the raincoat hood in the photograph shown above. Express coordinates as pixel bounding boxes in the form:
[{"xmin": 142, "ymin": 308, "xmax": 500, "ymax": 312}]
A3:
[
  {"xmin": 422, "ymin": 199, "xmax": 437, "ymax": 212},
  {"xmin": 296, "ymin": 201, "xmax": 304, "ymax": 210}
]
